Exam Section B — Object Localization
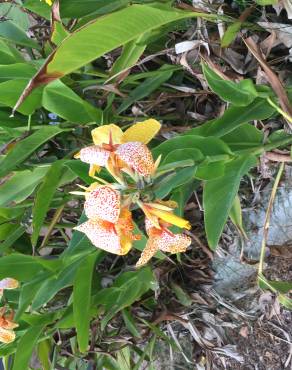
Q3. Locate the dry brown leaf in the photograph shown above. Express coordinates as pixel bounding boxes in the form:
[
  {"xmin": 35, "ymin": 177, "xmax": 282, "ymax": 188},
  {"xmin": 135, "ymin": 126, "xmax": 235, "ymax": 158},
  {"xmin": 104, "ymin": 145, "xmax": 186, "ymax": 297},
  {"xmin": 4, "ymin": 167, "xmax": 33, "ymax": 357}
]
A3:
[{"xmin": 243, "ymin": 37, "xmax": 292, "ymax": 122}]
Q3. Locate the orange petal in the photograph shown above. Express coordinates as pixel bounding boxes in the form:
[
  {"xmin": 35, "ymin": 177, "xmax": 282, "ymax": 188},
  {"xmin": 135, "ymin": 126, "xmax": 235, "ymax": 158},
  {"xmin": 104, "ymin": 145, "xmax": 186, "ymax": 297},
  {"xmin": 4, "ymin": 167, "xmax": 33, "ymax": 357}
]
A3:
[
  {"xmin": 0, "ymin": 278, "xmax": 19, "ymax": 290},
  {"xmin": 153, "ymin": 230, "xmax": 191, "ymax": 253},
  {"xmin": 0, "ymin": 328, "xmax": 15, "ymax": 344},
  {"xmin": 136, "ymin": 239, "xmax": 159, "ymax": 268},
  {"xmin": 79, "ymin": 145, "xmax": 110, "ymax": 166},
  {"xmin": 122, "ymin": 119, "xmax": 161, "ymax": 144},
  {"xmin": 116, "ymin": 142, "xmax": 154, "ymax": 176},
  {"xmin": 91, "ymin": 124, "xmax": 123, "ymax": 145},
  {"xmin": 75, "ymin": 219, "xmax": 131, "ymax": 255},
  {"xmin": 84, "ymin": 186, "xmax": 120, "ymax": 223}
]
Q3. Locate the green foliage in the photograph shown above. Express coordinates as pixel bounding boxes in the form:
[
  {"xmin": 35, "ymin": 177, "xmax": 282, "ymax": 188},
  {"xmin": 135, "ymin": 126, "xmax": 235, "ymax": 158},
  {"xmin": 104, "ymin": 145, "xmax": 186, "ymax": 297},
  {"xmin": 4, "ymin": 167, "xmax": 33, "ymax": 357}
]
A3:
[{"xmin": 0, "ymin": 0, "xmax": 291, "ymax": 368}]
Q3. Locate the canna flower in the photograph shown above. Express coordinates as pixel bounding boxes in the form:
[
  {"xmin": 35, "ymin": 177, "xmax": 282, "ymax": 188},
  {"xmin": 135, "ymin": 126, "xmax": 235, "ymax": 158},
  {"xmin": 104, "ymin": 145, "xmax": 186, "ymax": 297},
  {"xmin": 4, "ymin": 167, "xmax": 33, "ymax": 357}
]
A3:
[
  {"xmin": 136, "ymin": 219, "xmax": 191, "ymax": 267},
  {"xmin": 84, "ymin": 184, "xmax": 120, "ymax": 223},
  {"xmin": 0, "ymin": 308, "xmax": 18, "ymax": 344},
  {"xmin": 139, "ymin": 201, "xmax": 191, "ymax": 230},
  {"xmin": 75, "ymin": 208, "xmax": 140, "ymax": 255},
  {"xmin": 0, "ymin": 278, "xmax": 19, "ymax": 299},
  {"xmin": 41, "ymin": 0, "xmax": 53, "ymax": 6},
  {"xmin": 75, "ymin": 119, "xmax": 161, "ymax": 177}
]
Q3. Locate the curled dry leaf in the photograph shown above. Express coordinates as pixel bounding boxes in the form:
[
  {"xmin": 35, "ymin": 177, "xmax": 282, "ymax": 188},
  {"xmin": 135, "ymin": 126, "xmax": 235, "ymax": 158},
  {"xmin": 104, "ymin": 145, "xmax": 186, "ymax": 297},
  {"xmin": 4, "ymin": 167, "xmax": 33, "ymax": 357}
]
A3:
[{"xmin": 243, "ymin": 37, "xmax": 292, "ymax": 122}]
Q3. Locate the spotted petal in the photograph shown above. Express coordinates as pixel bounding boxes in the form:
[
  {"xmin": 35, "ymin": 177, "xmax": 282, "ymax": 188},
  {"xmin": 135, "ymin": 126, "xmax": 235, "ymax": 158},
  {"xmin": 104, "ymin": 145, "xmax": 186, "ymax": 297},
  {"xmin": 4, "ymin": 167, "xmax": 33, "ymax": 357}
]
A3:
[
  {"xmin": 115, "ymin": 142, "xmax": 155, "ymax": 176},
  {"xmin": 75, "ymin": 219, "xmax": 131, "ymax": 255},
  {"xmin": 84, "ymin": 186, "xmax": 120, "ymax": 223},
  {"xmin": 122, "ymin": 119, "xmax": 161, "ymax": 144},
  {"xmin": 0, "ymin": 278, "xmax": 19, "ymax": 290},
  {"xmin": 91, "ymin": 124, "xmax": 123, "ymax": 145},
  {"xmin": 152, "ymin": 230, "xmax": 191, "ymax": 253},
  {"xmin": 136, "ymin": 239, "xmax": 158, "ymax": 268},
  {"xmin": 0, "ymin": 328, "xmax": 15, "ymax": 344},
  {"xmin": 79, "ymin": 145, "xmax": 110, "ymax": 167}
]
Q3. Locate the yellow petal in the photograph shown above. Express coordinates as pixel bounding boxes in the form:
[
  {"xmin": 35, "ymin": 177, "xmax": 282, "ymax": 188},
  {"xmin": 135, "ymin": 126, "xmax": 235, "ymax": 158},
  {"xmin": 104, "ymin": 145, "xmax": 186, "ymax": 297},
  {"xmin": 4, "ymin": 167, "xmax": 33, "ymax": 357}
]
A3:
[
  {"xmin": 154, "ymin": 231, "xmax": 191, "ymax": 253},
  {"xmin": 122, "ymin": 119, "xmax": 161, "ymax": 144},
  {"xmin": 91, "ymin": 124, "xmax": 123, "ymax": 145},
  {"xmin": 148, "ymin": 208, "xmax": 191, "ymax": 230},
  {"xmin": 0, "ymin": 328, "xmax": 15, "ymax": 344}
]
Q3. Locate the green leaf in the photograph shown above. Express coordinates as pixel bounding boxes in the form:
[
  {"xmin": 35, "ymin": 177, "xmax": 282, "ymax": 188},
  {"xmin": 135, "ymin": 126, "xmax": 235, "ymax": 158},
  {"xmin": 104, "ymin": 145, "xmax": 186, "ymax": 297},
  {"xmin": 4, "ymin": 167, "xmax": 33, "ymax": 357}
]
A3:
[
  {"xmin": 0, "ymin": 79, "xmax": 43, "ymax": 115},
  {"xmin": 154, "ymin": 167, "xmax": 196, "ymax": 199},
  {"xmin": 12, "ymin": 325, "xmax": 45, "ymax": 370},
  {"xmin": 122, "ymin": 309, "xmax": 141, "ymax": 338},
  {"xmin": 278, "ymin": 294, "xmax": 292, "ymax": 310},
  {"xmin": 162, "ymin": 148, "xmax": 204, "ymax": 164},
  {"xmin": 190, "ymin": 98, "xmax": 275, "ymax": 137},
  {"xmin": 256, "ymin": 0, "xmax": 278, "ymax": 4},
  {"xmin": 171, "ymin": 283, "xmax": 192, "ymax": 307},
  {"xmin": 117, "ymin": 64, "xmax": 174, "ymax": 113},
  {"xmin": 73, "ymin": 253, "xmax": 97, "ymax": 352},
  {"xmin": 221, "ymin": 21, "xmax": 242, "ymax": 48},
  {"xmin": 195, "ymin": 160, "xmax": 226, "ymax": 180},
  {"xmin": 203, "ymin": 155, "xmax": 257, "ymax": 249},
  {"xmin": 229, "ymin": 195, "xmax": 247, "ymax": 238},
  {"xmin": 221, "ymin": 123, "xmax": 264, "ymax": 151},
  {"xmin": 0, "ymin": 20, "xmax": 40, "ymax": 49},
  {"xmin": 202, "ymin": 63, "xmax": 258, "ymax": 106},
  {"xmin": 0, "ymin": 166, "xmax": 49, "ymax": 207},
  {"xmin": 0, "ymin": 63, "xmax": 37, "ymax": 82},
  {"xmin": 42, "ymin": 80, "xmax": 101, "ymax": 123},
  {"xmin": 37, "ymin": 339, "xmax": 51, "ymax": 370},
  {"xmin": 65, "ymin": 160, "xmax": 94, "ymax": 185},
  {"xmin": 31, "ymin": 259, "xmax": 83, "ymax": 310},
  {"xmin": 31, "ymin": 161, "xmax": 64, "ymax": 247},
  {"xmin": 0, "ymin": 126, "xmax": 67, "ymax": 178},
  {"xmin": 0, "ymin": 254, "xmax": 47, "ymax": 281},
  {"xmin": 0, "ymin": 40, "xmax": 23, "ymax": 64},
  {"xmin": 153, "ymin": 135, "xmax": 233, "ymax": 160},
  {"xmin": 23, "ymin": 0, "xmax": 51, "ymax": 19},
  {"xmin": 18, "ymin": 4, "xmax": 207, "ymax": 100},
  {"xmin": 0, "ymin": 225, "xmax": 25, "ymax": 253}
]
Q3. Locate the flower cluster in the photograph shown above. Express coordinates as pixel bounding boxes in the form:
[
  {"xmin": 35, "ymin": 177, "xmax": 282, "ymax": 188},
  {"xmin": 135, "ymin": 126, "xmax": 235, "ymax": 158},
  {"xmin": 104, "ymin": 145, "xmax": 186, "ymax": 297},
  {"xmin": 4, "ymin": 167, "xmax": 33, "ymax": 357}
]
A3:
[
  {"xmin": 74, "ymin": 120, "xmax": 191, "ymax": 266},
  {"xmin": 0, "ymin": 278, "xmax": 19, "ymax": 344}
]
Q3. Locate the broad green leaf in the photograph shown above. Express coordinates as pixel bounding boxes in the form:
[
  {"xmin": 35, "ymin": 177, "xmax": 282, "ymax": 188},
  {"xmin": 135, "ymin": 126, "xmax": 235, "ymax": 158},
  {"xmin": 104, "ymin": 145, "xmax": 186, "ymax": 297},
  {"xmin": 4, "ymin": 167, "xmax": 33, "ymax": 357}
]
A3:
[
  {"xmin": 60, "ymin": 0, "xmax": 130, "ymax": 19},
  {"xmin": 0, "ymin": 167, "xmax": 49, "ymax": 207},
  {"xmin": 0, "ymin": 63, "xmax": 36, "ymax": 82},
  {"xmin": 31, "ymin": 161, "xmax": 64, "ymax": 247},
  {"xmin": 259, "ymin": 279, "xmax": 292, "ymax": 294},
  {"xmin": 117, "ymin": 64, "xmax": 174, "ymax": 113},
  {"xmin": 188, "ymin": 98, "xmax": 275, "ymax": 137},
  {"xmin": 42, "ymin": 80, "xmax": 101, "ymax": 123},
  {"xmin": 203, "ymin": 155, "xmax": 257, "ymax": 249},
  {"xmin": 221, "ymin": 123, "xmax": 264, "ymax": 151},
  {"xmin": 37, "ymin": 339, "xmax": 51, "ymax": 370},
  {"xmin": 65, "ymin": 160, "xmax": 94, "ymax": 185},
  {"xmin": 195, "ymin": 160, "xmax": 226, "ymax": 180},
  {"xmin": 110, "ymin": 34, "xmax": 148, "ymax": 78},
  {"xmin": 16, "ymin": 271, "xmax": 53, "ymax": 320},
  {"xmin": 31, "ymin": 259, "xmax": 83, "ymax": 310},
  {"xmin": 51, "ymin": 21, "xmax": 69, "ymax": 46},
  {"xmin": 0, "ymin": 20, "xmax": 40, "ymax": 49},
  {"xmin": 221, "ymin": 21, "xmax": 242, "ymax": 48},
  {"xmin": 0, "ymin": 126, "xmax": 67, "ymax": 178},
  {"xmin": 0, "ymin": 225, "xmax": 25, "ymax": 253},
  {"xmin": 0, "ymin": 2, "xmax": 30, "ymax": 31},
  {"xmin": 0, "ymin": 79, "xmax": 43, "ymax": 115},
  {"xmin": 153, "ymin": 135, "xmax": 233, "ymax": 160},
  {"xmin": 154, "ymin": 167, "xmax": 197, "ymax": 199},
  {"xmin": 162, "ymin": 148, "xmax": 204, "ymax": 164},
  {"xmin": 17, "ymin": 4, "xmax": 208, "ymax": 101},
  {"xmin": 12, "ymin": 325, "xmax": 45, "ymax": 370},
  {"xmin": 0, "ymin": 40, "xmax": 23, "ymax": 64},
  {"xmin": 73, "ymin": 253, "xmax": 97, "ymax": 352},
  {"xmin": 202, "ymin": 63, "xmax": 258, "ymax": 106},
  {"xmin": 23, "ymin": 0, "xmax": 51, "ymax": 19},
  {"xmin": 0, "ymin": 254, "xmax": 46, "ymax": 281}
]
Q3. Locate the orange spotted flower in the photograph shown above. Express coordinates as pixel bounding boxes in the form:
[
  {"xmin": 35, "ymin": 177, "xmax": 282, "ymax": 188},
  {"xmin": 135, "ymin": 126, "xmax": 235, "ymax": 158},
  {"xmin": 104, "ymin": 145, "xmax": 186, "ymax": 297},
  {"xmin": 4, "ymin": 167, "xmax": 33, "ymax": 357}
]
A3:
[
  {"xmin": 75, "ymin": 119, "xmax": 161, "ymax": 177},
  {"xmin": 136, "ymin": 219, "xmax": 191, "ymax": 267},
  {"xmin": 75, "ymin": 208, "xmax": 140, "ymax": 255},
  {"xmin": 0, "ymin": 308, "xmax": 18, "ymax": 344},
  {"xmin": 74, "ymin": 185, "xmax": 140, "ymax": 255},
  {"xmin": 0, "ymin": 278, "xmax": 19, "ymax": 298}
]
